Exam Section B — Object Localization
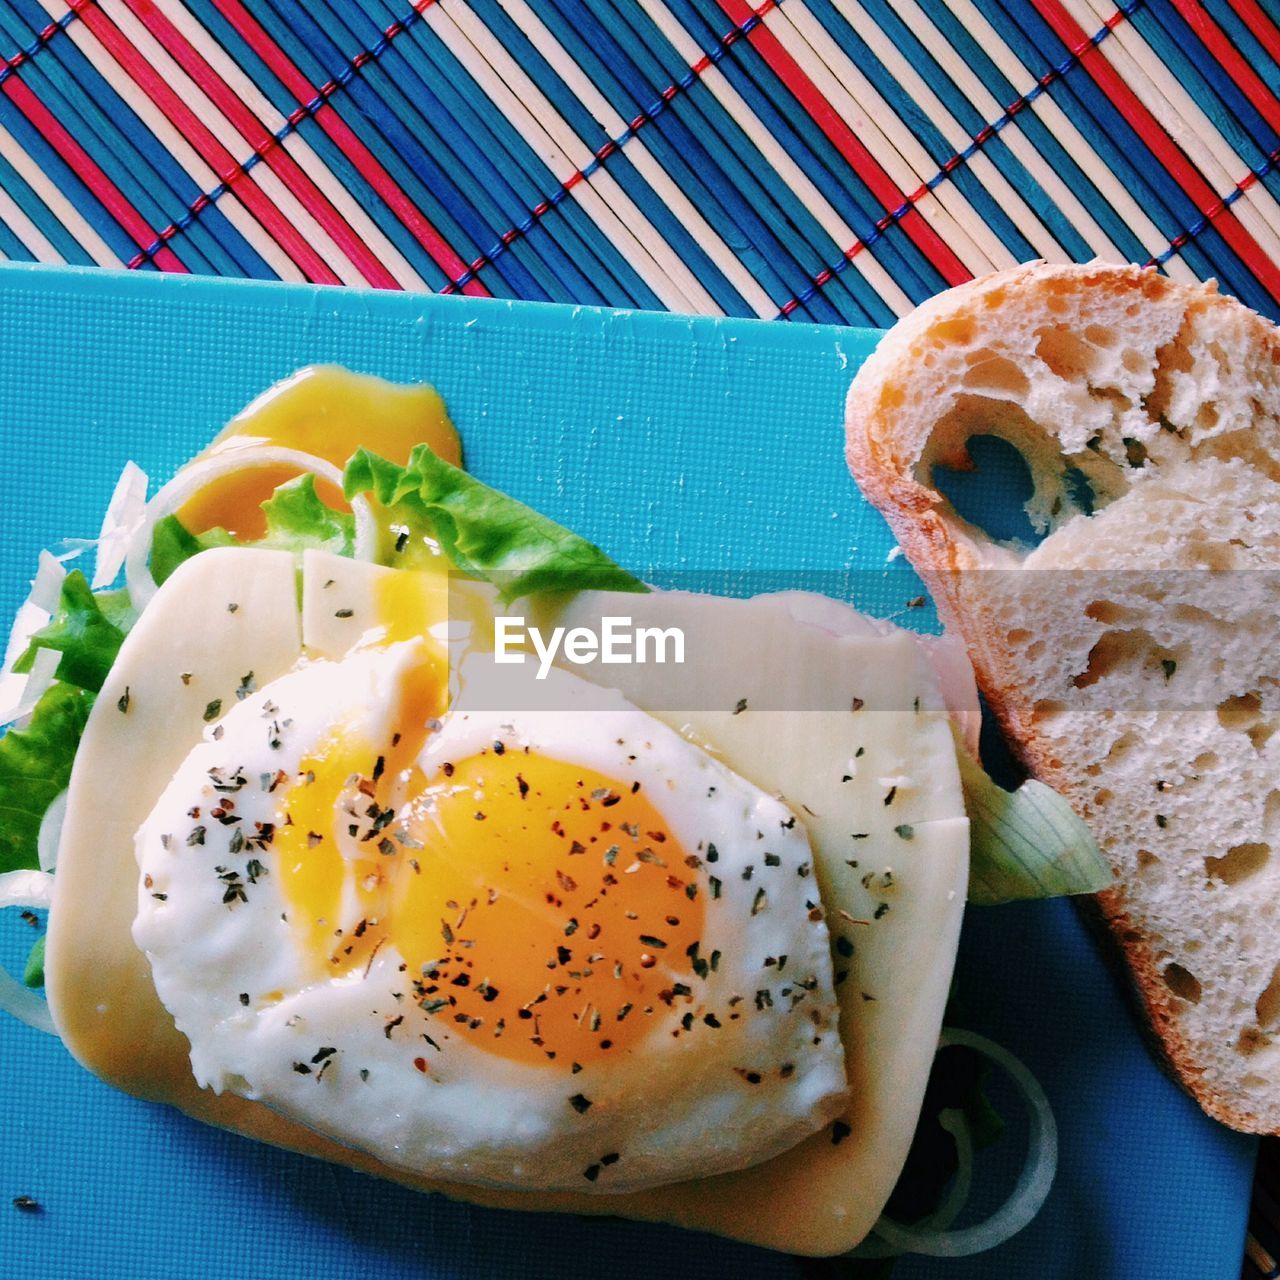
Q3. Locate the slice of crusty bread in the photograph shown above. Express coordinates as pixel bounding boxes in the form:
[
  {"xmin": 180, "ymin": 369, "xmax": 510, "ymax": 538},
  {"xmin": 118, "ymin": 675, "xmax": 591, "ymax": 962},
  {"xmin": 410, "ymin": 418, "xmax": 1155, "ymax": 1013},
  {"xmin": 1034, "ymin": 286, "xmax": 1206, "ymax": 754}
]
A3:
[{"xmin": 845, "ymin": 259, "xmax": 1280, "ymax": 1132}]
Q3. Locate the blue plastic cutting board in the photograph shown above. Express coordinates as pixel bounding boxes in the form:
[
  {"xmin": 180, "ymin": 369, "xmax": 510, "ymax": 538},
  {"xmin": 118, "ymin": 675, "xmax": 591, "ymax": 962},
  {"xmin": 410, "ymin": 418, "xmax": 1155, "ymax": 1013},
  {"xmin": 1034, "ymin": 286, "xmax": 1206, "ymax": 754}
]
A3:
[{"xmin": 0, "ymin": 263, "xmax": 1255, "ymax": 1280}]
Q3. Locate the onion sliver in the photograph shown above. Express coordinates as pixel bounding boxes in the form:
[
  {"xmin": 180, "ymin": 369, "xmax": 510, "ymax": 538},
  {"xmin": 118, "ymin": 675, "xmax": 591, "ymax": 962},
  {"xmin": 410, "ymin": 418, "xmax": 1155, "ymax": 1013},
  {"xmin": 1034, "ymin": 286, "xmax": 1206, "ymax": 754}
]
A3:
[
  {"xmin": 0, "ymin": 645, "xmax": 59, "ymax": 728},
  {"xmin": 93, "ymin": 461, "xmax": 149, "ymax": 589},
  {"xmin": 0, "ymin": 869, "xmax": 57, "ymax": 1035},
  {"xmin": 867, "ymin": 1027, "xmax": 1057, "ymax": 1258},
  {"xmin": 38, "ymin": 790, "xmax": 67, "ymax": 873},
  {"xmin": 124, "ymin": 448, "xmax": 376, "ymax": 612}
]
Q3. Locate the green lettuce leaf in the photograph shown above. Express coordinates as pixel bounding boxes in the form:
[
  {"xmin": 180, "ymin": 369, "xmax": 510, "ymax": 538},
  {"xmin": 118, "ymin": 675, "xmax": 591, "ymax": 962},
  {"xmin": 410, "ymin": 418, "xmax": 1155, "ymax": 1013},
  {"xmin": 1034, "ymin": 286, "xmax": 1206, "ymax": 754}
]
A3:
[
  {"xmin": 258, "ymin": 474, "xmax": 353, "ymax": 556},
  {"xmin": 0, "ymin": 681, "xmax": 93, "ymax": 874},
  {"xmin": 150, "ymin": 516, "xmax": 235, "ymax": 587},
  {"xmin": 344, "ymin": 445, "xmax": 648, "ymax": 603},
  {"xmin": 14, "ymin": 571, "xmax": 125, "ymax": 693},
  {"xmin": 151, "ymin": 474, "xmax": 352, "ymax": 586},
  {"xmin": 958, "ymin": 747, "xmax": 1113, "ymax": 904},
  {"xmin": 23, "ymin": 934, "xmax": 44, "ymax": 989}
]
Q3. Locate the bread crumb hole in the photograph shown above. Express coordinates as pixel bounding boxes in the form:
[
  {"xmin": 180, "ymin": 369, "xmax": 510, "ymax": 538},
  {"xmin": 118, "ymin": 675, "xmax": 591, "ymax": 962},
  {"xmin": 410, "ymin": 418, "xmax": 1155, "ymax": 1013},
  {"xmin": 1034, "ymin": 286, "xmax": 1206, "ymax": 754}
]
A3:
[
  {"xmin": 963, "ymin": 355, "xmax": 1030, "ymax": 400},
  {"xmin": 1194, "ymin": 402, "xmax": 1219, "ymax": 432},
  {"xmin": 1162, "ymin": 963, "xmax": 1202, "ymax": 1004},
  {"xmin": 1034, "ymin": 698, "xmax": 1068, "ymax": 723},
  {"xmin": 1263, "ymin": 790, "xmax": 1280, "ymax": 827},
  {"xmin": 1106, "ymin": 731, "xmax": 1139, "ymax": 763},
  {"xmin": 1006, "ymin": 628, "xmax": 1033, "ymax": 646},
  {"xmin": 1035, "ymin": 327, "xmax": 1100, "ymax": 380},
  {"xmin": 1241, "ymin": 1073, "xmax": 1269, "ymax": 1088},
  {"xmin": 1092, "ymin": 788, "xmax": 1113, "ymax": 808},
  {"xmin": 1121, "ymin": 347, "xmax": 1147, "ymax": 375},
  {"xmin": 1173, "ymin": 603, "xmax": 1217, "ymax": 626},
  {"xmin": 1084, "ymin": 324, "xmax": 1116, "ymax": 347},
  {"xmin": 1193, "ymin": 750, "xmax": 1218, "ymax": 772},
  {"xmin": 933, "ymin": 316, "xmax": 975, "ymax": 345},
  {"xmin": 1204, "ymin": 842, "xmax": 1270, "ymax": 887},
  {"xmin": 1236, "ymin": 1027, "xmax": 1270, "ymax": 1057},
  {"xmin": 1084, "ymin": 600, "xmax": 1134, "ymax": 625},
  {"xmin": 1071, "ymin": 629, "xmax": 1154, "ymax": 690},
  {"xmin": 1257, "ymin": 964, "xmax": 1280, "ymax": 1029},
  {"xmin": 1249, "ymin": 721, "xmax": 1277, "ymax": 751},
  {"xmin": 1218, "ymin": 692, "xmax": 1262, "ymax": 732},
  {"xmin": 1136, "ymin": 849, "xmax": 1160, "ymax": 878}
]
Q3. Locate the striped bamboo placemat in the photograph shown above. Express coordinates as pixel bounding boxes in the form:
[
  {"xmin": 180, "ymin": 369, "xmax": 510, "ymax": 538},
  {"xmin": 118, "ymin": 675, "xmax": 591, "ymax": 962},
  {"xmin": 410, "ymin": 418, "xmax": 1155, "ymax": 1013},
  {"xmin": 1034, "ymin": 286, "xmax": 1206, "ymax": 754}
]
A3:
[
  {"xmin": 0, "ymin": 1, "xmax": 1277, "ymax": 1273},
  {"xmin": 0, "ymin": 0, "xmax": 1275, "ymax": 322}
]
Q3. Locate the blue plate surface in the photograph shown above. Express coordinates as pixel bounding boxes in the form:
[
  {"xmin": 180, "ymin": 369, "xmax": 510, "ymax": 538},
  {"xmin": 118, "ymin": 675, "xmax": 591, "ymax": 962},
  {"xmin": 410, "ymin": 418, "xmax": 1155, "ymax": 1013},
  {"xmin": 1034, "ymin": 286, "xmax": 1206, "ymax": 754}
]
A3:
[{"xmin": 0, "ymin": 263, "xmax": 1255, "ymax": 1279}]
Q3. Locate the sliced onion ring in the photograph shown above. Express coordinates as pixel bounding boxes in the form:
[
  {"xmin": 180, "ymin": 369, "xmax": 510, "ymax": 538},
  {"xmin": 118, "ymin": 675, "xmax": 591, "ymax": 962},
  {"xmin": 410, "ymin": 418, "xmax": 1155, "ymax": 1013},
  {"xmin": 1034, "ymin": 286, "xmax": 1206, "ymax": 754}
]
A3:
[
  {"xmin": 0, "ymin": 869, "xmax": 57, "ymax": 1035},
  {"xmin": 124, "ymin": 447, "xmax": 377, "ymax": 613},
  {"xmin": 867, "ymin": 1027, "xmax": 1057, "ymax": 1258}
]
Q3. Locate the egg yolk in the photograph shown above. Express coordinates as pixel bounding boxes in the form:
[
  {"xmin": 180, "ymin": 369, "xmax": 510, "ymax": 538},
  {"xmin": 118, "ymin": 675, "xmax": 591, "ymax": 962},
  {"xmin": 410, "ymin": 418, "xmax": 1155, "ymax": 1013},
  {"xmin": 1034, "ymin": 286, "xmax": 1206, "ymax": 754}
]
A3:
[
  {"xmin": 275, "ymin": 717, "xmax": 705, "ymax": 1070},
  {"xmin": 179, "ymin": 365, "xmax": 461, "ymax": 540},
  {"xmin": 392, "ymin": 751, "xmax": 705, "ymax": 1068}
]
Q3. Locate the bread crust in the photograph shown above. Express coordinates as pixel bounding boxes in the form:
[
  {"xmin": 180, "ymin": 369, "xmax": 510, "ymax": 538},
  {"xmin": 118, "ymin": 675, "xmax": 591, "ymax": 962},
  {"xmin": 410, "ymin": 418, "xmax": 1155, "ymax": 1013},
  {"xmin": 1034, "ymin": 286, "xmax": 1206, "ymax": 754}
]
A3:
[{"xmin": 845, "ymin": 260, "xmax": 1280, "ymax": 1133}]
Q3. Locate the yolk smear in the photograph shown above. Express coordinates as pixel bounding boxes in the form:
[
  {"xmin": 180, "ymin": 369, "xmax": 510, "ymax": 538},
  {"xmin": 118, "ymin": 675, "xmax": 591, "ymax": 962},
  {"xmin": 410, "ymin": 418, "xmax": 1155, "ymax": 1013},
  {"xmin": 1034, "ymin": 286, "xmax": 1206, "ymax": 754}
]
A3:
[
  {"xmin": 180, "ymin": 365, "xmax": 460, "ymax": 540},
  {"xmin": 275, "ymin": 649, "xmax": 447, "ymax": 978},
  {"xmin": 373, "ymin": 565, "xmax": 451, "ymax": 648},
  {"xmin": 389, "ymin": 751, "xmax": 706, "ymax": 1069}
]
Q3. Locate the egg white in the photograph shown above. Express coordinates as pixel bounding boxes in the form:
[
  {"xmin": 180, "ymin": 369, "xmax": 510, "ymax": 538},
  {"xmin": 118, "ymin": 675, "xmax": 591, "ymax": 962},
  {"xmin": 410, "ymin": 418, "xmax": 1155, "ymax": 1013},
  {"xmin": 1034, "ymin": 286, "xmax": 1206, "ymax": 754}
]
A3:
[{"xmin": 133, "ymin": 643, "xmax": 848, "ymax": 1193}]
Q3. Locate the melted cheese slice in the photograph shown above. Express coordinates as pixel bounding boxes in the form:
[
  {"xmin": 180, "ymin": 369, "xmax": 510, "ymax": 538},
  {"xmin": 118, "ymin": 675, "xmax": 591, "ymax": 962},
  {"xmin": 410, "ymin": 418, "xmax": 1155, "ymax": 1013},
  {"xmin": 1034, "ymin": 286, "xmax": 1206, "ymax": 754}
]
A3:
[{"xmin": 46, "ymin": 549, "xmax": 966, "ymax": 1257}]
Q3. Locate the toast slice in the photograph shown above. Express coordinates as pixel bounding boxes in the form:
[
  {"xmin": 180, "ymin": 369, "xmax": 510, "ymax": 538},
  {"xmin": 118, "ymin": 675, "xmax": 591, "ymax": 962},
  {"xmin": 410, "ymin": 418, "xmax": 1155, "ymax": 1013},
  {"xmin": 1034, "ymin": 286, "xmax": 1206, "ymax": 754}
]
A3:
[{"xmin": 845, "ymin": 260, "xmax": 1280, "ymax": 1132}]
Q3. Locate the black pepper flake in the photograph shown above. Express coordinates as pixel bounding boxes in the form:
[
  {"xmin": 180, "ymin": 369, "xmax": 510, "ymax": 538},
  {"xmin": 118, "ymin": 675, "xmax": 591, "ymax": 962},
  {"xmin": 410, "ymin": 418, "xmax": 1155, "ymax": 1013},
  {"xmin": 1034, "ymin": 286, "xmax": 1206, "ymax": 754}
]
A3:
[
  {"xmin": 883, "ymin": 786, "xmax": 898, "ymax": 806},
  {"xmin": 384, "ymin": 1015, "xmax": 404, "ymax": 1038},
  {"xmin": 202, "ymin": 699, "xmax": 222, "ymax": 723},
  {"xmin": 851, "ymin": 696, "xmax": 865, "ymax": 712},
  {"xmin": 227, "ymin": 602, "xmax": 239, "ymax": 614},
  {"xmin": 764, "ymin": 852, "xmax": 781, "ymax": 867},
  {"xmin": 334, "ymin": 608, "xmax": 354, "ymax": 619},
  {"xmin": 516, "ymin": 773, "xmax": 529, "ymax": 799},
  {"xmin": 235, "ymin": 672, "xmax": 256, "ymax": 701},
  {"xmin": 894, "ymin": 823, "xmax": 915, "ymax": 840},
  {"xmin": 751, "ymin": 888, "xmax": 767, "ymax": 916},
  {"xmin": 180, "ymin": 672, "xmax": 192, "ymax": 686},
  {"xmin": 12, "ymin": 1196, "xmax": 40, "ymax": 1212},
  {"xmin": 831, "ymin": 1120, "xmax": 852, "ymax": 1146},
  {"xmin": 1156, "ymin": 814, "xmax": 1168, "ymax": 829},
  {"xmin": 292, "ymin": 1062, "xmax": 312, "ymax": 1075},
  {"xmin": 836, "ymin": 936, "xmax": 854, "ymax": 958},
  {"xmin": 708, "ymin": 876, "xmax": 722, "ymax": 899},
  {"xmin": 239, "ymin": 992, "xmax": 250, "ymax": 1006},
  {"xmin": 117, "ymin": 686, "xmax": 131, "ymax": 714},
  {"xmin": 732, "ymin": 698, "xmax": 748, "ymax": 715},
  {"xmin": 442, "ymin": 762, "xmax": 455, "ymax": 778},
  {"xmin": 600, "ymin": 1152, "xmax": 620, "ymax": 1166},
  {"xmin": 568, "ymin": 1093, "xmax": 592, "ymax": 1114},
  {"xmin": 186, "ymin": 826, "xmax": 206, "ymax": 847},
  {"xmin": 874, "ymin": 902, "xmax": 890, "ymax": 920},
  {"xmin": 907, "ymin": 595, "xmax": 925, "ymax": 609},
  {"xmin": 583, "ymin": 1164, "xmax": 601, "ymax": 1182}
]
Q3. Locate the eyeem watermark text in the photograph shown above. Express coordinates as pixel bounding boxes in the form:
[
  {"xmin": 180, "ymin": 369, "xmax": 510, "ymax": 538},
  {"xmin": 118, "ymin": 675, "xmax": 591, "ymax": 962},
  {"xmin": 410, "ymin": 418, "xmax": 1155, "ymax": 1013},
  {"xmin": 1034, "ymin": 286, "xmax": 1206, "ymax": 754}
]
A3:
[{"xmin": 494, "ymin": 616, "xmax": 685, "ymax": 680}]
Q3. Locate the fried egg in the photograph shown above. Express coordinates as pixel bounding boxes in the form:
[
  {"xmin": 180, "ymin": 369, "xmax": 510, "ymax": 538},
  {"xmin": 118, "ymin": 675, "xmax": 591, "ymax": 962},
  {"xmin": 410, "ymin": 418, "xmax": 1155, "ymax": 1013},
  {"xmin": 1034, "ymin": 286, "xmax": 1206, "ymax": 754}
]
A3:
[{"xmin": 132, "ymin": 639, "xmax": 848, "ymax": 1192}]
